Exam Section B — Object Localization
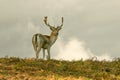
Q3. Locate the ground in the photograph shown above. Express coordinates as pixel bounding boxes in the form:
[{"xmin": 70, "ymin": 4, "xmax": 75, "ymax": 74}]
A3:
[{"xmin": 0, "ymin": 57, "xmax": 120, "ymax": 80}]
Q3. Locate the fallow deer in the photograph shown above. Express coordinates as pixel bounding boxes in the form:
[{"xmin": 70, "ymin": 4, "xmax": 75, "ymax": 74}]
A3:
[{"xmin": 32, "ymin": 16, "xmax": 63, "ymax": 59}]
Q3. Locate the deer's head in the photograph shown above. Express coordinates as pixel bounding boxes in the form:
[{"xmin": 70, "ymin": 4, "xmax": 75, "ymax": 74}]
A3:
[{"xmin": 44, "ymin": 16, "xmax": 63, "ymax": 36}]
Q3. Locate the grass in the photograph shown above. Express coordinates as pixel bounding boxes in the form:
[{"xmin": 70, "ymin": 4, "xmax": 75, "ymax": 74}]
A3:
[{"xmin": 0, "ymin": 57, "xmax": 120, "ymax": 80}]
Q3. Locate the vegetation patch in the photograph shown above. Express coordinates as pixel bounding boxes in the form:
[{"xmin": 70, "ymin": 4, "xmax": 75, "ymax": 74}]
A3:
[{"xmin": 0, "ymin": 57, "xmax": 120, "ymax": 80}]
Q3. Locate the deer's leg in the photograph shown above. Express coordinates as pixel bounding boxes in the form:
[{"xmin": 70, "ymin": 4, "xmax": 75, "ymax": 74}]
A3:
[
  {"xmin": 47, "ymin": 47, "xmax": 51, "ymax": 60},
  {"xmin": 36, "ymin": 41, "xmax": 44, "ymax": 59},
  {"xmin": 33, "ymin": 45, "xmax": 37, "ymax": 52},
  {"xmin": 32, "ymin": 34, "xmax": 39, "ymax": 59},
  {"xmin": 35, "ymin": 47, "xmax": 38, "ymax": 59},
  {"xmin": 43, "ymin": 49, "xmax": 45, "ymax": 59},
  {"xmin": 34, "ymin": 48, "xmax": 38, "ymax": 59},
  {"xmin": 32, "ymin": 41, "xmax": 38, "ymax": 59},
  {"xmin": 32, "ymin": 44, "xmax": 38, "ymax": 59},
  {"xmin": 36, "ymin": 51, "xmax": 38, "ymax": 59},
  {"xmin": 36, "ymin": 46, "xmax": 42, "ymax": 59}
]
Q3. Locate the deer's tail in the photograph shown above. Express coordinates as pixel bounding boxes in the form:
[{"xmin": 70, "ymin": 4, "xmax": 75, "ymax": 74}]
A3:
[{"xmin": 32, "ymin": 33, "xmax": 40, "ymax": 51}]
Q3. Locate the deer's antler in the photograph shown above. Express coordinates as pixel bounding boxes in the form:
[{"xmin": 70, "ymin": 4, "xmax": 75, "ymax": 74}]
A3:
[
  {"xmin": 44, "ymin": 16, "xmax": 53, "ymax": 28},
  {"xmin": 58, "ymin": 17, "xmax": 64, "ymax": 28}
]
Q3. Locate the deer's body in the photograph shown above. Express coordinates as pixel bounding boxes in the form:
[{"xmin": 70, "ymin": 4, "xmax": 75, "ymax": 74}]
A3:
[
  {"xmin": 32, "ymin": 34, "xmax": 51, "ymax": 49},
  {"xmin": 32, "ymin": 16, "xmax": 63, "ymax": 59}
]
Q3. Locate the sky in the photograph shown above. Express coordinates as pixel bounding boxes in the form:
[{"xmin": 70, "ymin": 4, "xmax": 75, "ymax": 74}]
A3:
[{"xmin": 0, "ymin": 0, "xmax": 120, "ymax": 60}]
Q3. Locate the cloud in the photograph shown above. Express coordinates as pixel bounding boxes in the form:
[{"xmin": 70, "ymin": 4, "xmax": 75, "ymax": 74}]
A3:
[{"xmin": 53, "ymin": 37, "xmax": 112, "ymax": 61}]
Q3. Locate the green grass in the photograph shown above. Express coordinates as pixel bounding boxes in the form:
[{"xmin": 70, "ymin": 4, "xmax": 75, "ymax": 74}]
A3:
[{"xmin": 0, "ymin": 57, "xmax": 120, "ymax": 80}]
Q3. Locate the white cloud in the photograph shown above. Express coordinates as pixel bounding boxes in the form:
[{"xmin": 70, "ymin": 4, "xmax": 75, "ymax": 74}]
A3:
[{"xmin": 53, "ymin": 37, "xmax": 112, "ymax": 61}]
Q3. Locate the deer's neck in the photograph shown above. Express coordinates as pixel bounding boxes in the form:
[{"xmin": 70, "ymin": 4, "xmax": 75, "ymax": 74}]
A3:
[{"xmin": 49, "ymin": 32, "xmax": 58, "ymax": 45}]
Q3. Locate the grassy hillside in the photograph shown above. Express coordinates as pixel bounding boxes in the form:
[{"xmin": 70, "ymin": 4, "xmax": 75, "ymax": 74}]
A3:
[{"xmin": 0, "ymin": 57, "xmax": 120, "ymax": 80}]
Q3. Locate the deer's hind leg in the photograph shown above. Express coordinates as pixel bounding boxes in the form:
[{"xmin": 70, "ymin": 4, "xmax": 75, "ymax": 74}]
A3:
[
  {"xmin": 36, "ymin": 40, "xmax": 45, "ymax": 59},
  {"xmin": 43, "ymin": 49, "xmax": 45, "ymax": 59},
  {"xmin": 47, "ymin": 47, "xmax": 51, "ymax": 60},
  {"xmin": 36, "ymin": 45, "xmax": 41, "ymax": 59},
  {"xmin": 32, "ymin": 37, "xmax": 38, "ymax": 59},
  {"xmin": 33, "ymin": 45, "xmax": 38, "ymax": 59}
]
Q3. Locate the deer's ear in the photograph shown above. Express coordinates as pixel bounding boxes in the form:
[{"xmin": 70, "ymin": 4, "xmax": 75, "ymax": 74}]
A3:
[
  {"xmin": 57, "ymin": 27, "xmax": 62, "ymax": 30},
  {"xmin": 50, "ymin": 27, "xmax": 55, "ymax": 30}
]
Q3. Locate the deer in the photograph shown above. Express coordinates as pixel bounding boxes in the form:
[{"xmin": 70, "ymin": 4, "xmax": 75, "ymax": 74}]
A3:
[{"xmin": 32, "ymin": 16, "xmax": 63, "ymax": 60}]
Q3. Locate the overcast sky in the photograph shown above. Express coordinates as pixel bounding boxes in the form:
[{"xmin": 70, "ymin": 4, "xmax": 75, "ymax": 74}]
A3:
[{"xmin": 0, "ymin": 0, "xmax": 120, "ymax": 60}]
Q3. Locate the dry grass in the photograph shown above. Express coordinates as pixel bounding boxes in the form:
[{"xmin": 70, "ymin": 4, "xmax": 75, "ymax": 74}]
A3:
[
  {"xmin": 0, "ymin": 57, "xmax": 120, "ymax": 80},
  {"xmin": 0, "ymin": 74, "xmax": 88, "ymax": 80}
]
